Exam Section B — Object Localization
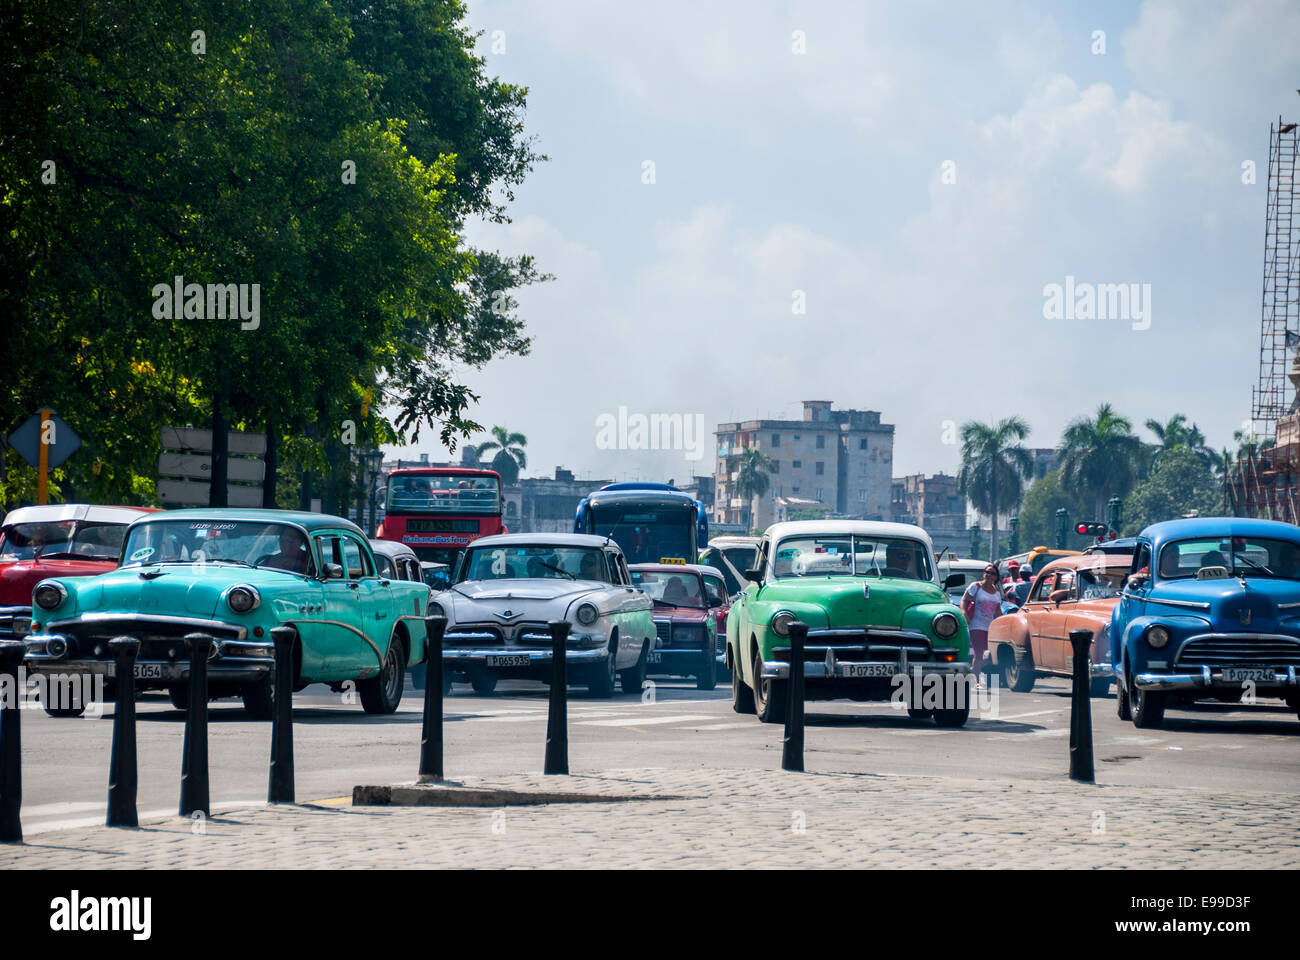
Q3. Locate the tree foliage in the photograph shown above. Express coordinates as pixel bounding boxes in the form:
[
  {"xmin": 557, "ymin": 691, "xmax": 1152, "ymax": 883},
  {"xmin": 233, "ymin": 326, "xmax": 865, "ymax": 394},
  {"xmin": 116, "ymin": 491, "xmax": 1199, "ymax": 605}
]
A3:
[
  {"xmin": 957, "ymin": 417, "xmax": 1032, "ymax": 561},
  {"xmin": 1124, "ymin": 447, "xmax": 1223, "ymax": 534},
  {"xmin": 1, "ymin": 0, "xmax": 545, "ymax": 510}
]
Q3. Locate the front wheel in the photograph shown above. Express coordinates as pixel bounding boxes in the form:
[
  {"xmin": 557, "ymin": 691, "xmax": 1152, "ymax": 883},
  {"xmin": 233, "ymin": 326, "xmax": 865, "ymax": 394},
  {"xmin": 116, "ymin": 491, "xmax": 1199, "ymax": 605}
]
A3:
[
  {"xmin": 731, "ymin": 647, "xmax": 755, "ymax": 714},
  {"xmin": 1116, "ymin": 669, "xmax": 1133, "ymax": 721},
  {"xmin": 619, "ymin": 640, "xmax": 648, "ymax": 695},
  {"xmin": 168, "ymin": 685, "xmax": 189, "ymax": 710},
  {"xmin": 753, "ymin": 649, "xmax": 786, "ymax": 724},
  {"xmin": 359, "ymin": 639, "xmax": 406, "ymax": 714},
  {"xmin": 588, "ymin": 636, "xmax": 617, "ymax": 698},
  {"xmin": 1131, "ymin": 682, "xmax": 1166, "ymax": 729},
  {"xmin": 696, "ymin": 644, "xmax": 717, "ymax": 691},
  {"xmin": 933, "ymin": 703, "xmax": 970, "ymax": 728},
  {"xmin": 469, "ymin": 670, "xmax": 498, "ymax": 696}
]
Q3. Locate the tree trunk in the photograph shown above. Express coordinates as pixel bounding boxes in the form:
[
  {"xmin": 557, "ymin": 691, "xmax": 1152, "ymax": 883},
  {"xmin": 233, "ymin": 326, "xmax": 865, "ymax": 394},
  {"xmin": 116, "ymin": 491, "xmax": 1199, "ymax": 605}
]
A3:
[
  {"xmin": 262, "ymin": 417, "xmax": 277, "ymax": 509},
  {"xmin": 210, "ymin": 371, "xmax": 228, "ymax": 508},
  {"xmin": 987, "ymin": 474, "xmax": 998, "ymax": 563}
]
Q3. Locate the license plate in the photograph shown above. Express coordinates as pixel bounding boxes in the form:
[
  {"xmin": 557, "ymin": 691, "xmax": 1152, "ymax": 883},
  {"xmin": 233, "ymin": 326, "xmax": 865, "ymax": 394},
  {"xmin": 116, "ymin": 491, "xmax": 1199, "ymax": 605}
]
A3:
[
  {"xmin": 1223, "ymin": 667, "xmax": 1273, "ymax": 683},
  {"xmin": 646, "ymin": 652, "xmax": 663, "ymax": 664},
  {"xmin": 486, "ymin": 655, "xmax": 530, "ymax": 668},
  {"xmin": 134, "ymin": 663, "xmax": 162, "ymax": 680},
  {"xmin": 838, "ymin": 662, "xmax": 896, "ymax": 678}
]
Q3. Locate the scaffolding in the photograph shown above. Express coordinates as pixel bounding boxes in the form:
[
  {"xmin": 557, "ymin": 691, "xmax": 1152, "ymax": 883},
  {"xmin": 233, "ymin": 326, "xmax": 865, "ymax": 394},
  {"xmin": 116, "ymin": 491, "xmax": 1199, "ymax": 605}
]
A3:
[{"xmin": 1228, "ymin": 117, "xmax": 1300, "ymax": 522}]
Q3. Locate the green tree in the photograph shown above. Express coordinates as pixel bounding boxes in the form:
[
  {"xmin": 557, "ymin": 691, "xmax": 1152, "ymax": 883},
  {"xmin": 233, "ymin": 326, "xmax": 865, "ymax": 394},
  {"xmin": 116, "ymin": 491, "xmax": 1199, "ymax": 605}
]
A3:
[
  {"xmin": 1145, "ymin": 414, "xmax": 1216, "ymax": 473},
  {"xmin": 1124, "ymin": 447, "xmax": 1223, "ymax": 534},
  {"xmin": 734, "ymin": 447, "xmax": 774, "ymax": 534},
  {"xmin": 1015, "ymin": 469, "xmax": 1094, "ymax": 551},
  {"xmin": 1058, "ymin": 404, "xmax": 1144, "ymax": 520},
  {"xmin": 957, "ymin": 417, "xmax": 1032, "ymax": 562},
  {"xmin": 474, "ymin": 427, "xmax": 528, "ymax": 485}
]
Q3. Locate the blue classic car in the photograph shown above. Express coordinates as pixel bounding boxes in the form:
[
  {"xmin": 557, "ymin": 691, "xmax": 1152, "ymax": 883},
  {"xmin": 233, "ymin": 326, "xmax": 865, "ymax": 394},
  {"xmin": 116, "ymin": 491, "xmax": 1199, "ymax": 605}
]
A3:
[{"xmin": 1111, "ymin": 517, "xmax": 1300, "ymax": 728}]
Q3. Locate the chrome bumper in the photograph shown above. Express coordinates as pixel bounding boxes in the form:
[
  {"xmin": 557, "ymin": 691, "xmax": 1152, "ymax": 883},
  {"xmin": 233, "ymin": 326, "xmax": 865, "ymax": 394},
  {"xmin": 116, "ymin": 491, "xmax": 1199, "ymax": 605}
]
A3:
[
  {"xmin": 0, "ymin": 605, "xmax": 32, "ymax": 640},
  {"xmin": 761, "ymin": 659, "xmax": 970, "ymax": 680},
  {"xmin": 23, "ymin": 633, "xmax": 275, "ymax": 682},
  {"xmin": 443, "ymin": 647, "xmax": 610, "ymax": 666},
  {"xmin": 1134, "ymin": 664, "xmax": 1299, "ymax": 691}
]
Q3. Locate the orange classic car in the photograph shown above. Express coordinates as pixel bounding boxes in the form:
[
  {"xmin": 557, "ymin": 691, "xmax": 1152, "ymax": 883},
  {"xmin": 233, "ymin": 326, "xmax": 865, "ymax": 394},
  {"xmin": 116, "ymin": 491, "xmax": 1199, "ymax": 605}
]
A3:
[{"xmin": 986, "ymin": 552, "xmax": 1134, "ymax": 696}]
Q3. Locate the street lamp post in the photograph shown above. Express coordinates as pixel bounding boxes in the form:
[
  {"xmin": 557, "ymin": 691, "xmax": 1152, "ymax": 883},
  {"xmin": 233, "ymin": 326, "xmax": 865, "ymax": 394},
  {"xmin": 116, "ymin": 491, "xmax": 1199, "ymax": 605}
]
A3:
[{"xmin": 363, "ymin": 449, "xmax": 384, "ymax": 536}]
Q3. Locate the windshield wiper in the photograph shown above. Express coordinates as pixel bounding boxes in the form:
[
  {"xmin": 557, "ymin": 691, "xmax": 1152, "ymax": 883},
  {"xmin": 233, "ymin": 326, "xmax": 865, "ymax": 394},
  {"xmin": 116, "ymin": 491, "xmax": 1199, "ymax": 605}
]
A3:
[
  {"xmin": 1235, "ymin": 555, "xmax": 1274, "ymax": 576},
  {"xmin": 537, "ymin": 561, "xmax": 575, "ymax": 580}
]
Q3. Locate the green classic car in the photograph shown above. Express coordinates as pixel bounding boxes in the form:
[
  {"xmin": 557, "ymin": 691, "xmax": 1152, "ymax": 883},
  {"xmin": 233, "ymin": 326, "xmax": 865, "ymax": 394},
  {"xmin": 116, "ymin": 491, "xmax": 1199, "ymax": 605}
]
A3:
[
  {"xmin": 23, "ymin": 509, "xmax": 429, "ymax": 718},
  {"xmin": 726, "ymin": 520, "xmax": 973, "ymax": 726}
]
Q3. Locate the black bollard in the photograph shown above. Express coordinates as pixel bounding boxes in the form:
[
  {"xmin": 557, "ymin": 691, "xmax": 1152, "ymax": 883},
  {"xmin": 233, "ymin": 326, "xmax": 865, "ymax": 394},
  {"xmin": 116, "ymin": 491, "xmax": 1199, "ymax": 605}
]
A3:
[
  {"xmin": 782, "ymin": 621, "xmax": 807, "ymax": 772},
  {"xmin": 418, "ymin": 617, "xmax": 447, "ymax": 782},
  {"xmin": 107, "ymin": 637, "xmax": 141, "ymax": 827},
  {"xmin": 1068, "ymin": 628, "xmax": 1095, "ymax": 783},
  {"xmin": 0, "ymin": 640, "xmax": 25, "ymax": 843},
  {"xmin": 543, "ymin": 620, "xmax": 570, "ymax": 775},
  {"xmin": 179, "ymin": 633, "xmax": 213, "ymax": 817},
  {"xmin": 268, "ymin": 626, "xmax": 296, "ymax": 804}
]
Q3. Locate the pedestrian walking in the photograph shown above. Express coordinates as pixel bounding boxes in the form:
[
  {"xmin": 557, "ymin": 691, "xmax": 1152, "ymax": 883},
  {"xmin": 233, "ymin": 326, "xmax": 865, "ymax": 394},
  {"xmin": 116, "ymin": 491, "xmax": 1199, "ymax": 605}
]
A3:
[{"xmin": 961, "ymin": 564, "xmax": 1002, "ymax": 687}]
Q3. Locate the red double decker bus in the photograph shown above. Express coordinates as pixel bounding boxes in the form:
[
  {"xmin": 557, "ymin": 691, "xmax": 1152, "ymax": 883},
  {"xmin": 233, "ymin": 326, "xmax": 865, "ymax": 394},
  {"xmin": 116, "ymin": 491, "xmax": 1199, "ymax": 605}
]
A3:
[{"xmin": 376, "ymin": 467, "xmax": 506, "ymax": 570}]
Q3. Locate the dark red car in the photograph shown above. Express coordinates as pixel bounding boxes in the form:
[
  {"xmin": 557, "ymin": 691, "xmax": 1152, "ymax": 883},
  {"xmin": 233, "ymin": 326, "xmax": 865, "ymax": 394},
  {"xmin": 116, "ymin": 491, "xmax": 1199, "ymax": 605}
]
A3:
[
  {"xmin": 0, "ymin": 504, "xmax": 156, "ymax": 640},
  {"xmin": 629, "ymin": 562, "xmax": 727, "ymax": 690}
]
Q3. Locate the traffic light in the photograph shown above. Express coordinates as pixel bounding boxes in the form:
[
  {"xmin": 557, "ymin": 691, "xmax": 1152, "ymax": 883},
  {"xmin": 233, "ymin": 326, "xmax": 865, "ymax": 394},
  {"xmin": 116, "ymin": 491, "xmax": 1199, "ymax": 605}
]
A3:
[
  {"xmin": 1054, "ymin": 508, "xmax": 1068, "ymax": 549},
  {"xmin": 1075, "ymin": 521, "xmax": 1109, "ymax": 538}
]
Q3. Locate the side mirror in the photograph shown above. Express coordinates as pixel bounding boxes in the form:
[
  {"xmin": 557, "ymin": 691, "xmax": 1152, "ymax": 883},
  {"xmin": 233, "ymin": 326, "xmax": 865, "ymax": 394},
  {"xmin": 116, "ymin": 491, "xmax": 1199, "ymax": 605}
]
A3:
[
  {"xmin": 943, "ymin": 573, "xmax": 964, "ymax": 590},
  {"xmin": 708, "ymin": 596, "xmax": 724, "ymax": 608},
  {"xmin": 744, "ymin": 568, "xmax": 763, "ymax": 584},
  {"xmin": 1049, "ymin": 588, "xmax": 1070, "ymax": 604},
  {"xmin": 323, "ymin": 562, "xmax": 345, "ymax": 580},
  {"xmin": 1125, "ymin": 573, "xmax": 1148, "ymax": 591}
]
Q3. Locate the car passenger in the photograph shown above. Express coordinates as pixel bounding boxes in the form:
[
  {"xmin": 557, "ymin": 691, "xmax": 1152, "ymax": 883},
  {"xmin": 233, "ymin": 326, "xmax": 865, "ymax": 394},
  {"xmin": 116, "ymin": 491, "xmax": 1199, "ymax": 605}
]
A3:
[
  {"xmin": 578, "ymin": 552, "xmax": 606, "ymax": 582},
  {"xmin": 261, "ymin": 527, "xmax": 311, "ymax": 574}
]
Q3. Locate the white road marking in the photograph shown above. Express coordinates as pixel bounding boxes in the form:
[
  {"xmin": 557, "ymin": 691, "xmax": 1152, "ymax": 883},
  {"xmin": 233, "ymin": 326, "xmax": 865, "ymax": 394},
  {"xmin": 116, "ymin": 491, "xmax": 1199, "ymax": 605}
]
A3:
[
  {"xmin": 22, "ymin": 800, "xmax": 268, "ymax": 835},
  {"xmin": 689, "ymin": 721, "xmax": 762, "ymax": 731},
  {"xmin": 576, "ymin": 714, "xmax": 714, "ymax": 727},
  {"xmin": 978, "ymin": 709, "xmax": 1062, "ymax": 722}
]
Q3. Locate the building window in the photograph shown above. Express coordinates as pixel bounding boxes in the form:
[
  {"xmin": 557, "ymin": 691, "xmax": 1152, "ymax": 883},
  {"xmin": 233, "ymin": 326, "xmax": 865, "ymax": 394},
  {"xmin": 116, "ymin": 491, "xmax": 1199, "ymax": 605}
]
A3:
[
  {"xmin": 771, "ymin": 433, "xmax": 780, "ymax": 447},
  {"xmin": 792, "ymin": 486, "xmax": 800, "ymax": 494},
  {"xmin": 770, "ymin": 461, "xmax": 780, "ymax": 473},
  {"xmin": 858, "ymin": 490, "xmax": 866, "ymax": 501},
  {"xmin": 859, "ymin": 438, "xmax": 868, "ymax": 450},
  {"xmin": 860, "ymin": 462, "xmax": 867, "ymax": 474},
  {"xmin": 815, "ymin": 488, "xmax": 824, "ymax": 501},
  {"xmin": 792, "ymin": 460, "xmax": 802, "ymax": 469},
  {"xmin": 815, "ymin": 461, "xmax": 824, "ymax": 476},
  {"xmin": 816, "ymin": 435, "xmax": 825, "ymax": 449}
]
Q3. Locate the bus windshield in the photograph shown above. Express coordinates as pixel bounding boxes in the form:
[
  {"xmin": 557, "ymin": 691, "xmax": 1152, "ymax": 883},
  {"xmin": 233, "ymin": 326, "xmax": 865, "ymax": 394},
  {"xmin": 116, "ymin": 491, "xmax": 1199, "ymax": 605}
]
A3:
[
  {"xmin": 589, "ymin": 507, "xmax": 693, "ymax": 565},
  {"xmin": 385, "ymin": 473, "xmax": 500, "ymax": 516}
]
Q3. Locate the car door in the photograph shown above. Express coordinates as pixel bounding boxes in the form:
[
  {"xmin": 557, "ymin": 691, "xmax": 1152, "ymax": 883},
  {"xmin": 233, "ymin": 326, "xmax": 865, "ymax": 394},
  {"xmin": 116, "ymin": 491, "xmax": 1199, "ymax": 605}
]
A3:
[
  {"xmin": 1039, "ymin": 568, "xmax": 1078, "ymax": 672},
  {"xmin": 312, "ymin": 533, "xmax": 372, "ymax": 676},
  {"xmin": 1021, "ymin": 570, "xmax": 1060, "ymax": 670},
  {"xmin": 342, "ymin": 533, "xmax": 389, "ymax": 677}
]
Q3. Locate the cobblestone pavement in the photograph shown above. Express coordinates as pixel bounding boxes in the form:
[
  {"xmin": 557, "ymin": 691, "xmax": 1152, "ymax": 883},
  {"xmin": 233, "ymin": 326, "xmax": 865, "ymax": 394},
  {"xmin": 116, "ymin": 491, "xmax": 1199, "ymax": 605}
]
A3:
[{"xmin": 4, "ymin": 766, "xmax": 1297, "ymax": 868}]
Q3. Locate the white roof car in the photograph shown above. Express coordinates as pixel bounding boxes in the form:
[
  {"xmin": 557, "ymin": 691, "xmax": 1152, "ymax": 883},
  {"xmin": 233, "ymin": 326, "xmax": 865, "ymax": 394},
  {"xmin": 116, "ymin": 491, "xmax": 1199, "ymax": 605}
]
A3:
[
  {"xmin": 759, "ymin": 520, "xmax": 938, "ymax": 583},
  {"xmin": 2, "ymin": 504, "xmax": 153, "ymax": 527}
]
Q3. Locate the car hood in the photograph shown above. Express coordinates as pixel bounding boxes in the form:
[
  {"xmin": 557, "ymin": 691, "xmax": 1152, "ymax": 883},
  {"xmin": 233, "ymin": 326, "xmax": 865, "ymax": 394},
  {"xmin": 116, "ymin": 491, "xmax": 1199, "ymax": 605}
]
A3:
[
  {"xmin": 0, "ymin": 558, "xmax": 117, "ymax": 605},
  {"xmin": 440, "ymin": 578, "xmax": 610, "ymax": 621},
  {"xmin": 1149, "ymin": 576, "xmax": 1300, "ymax": 628},
  {"xmin": 650, "ymin": 603, "xmax": 708, "ymax": 622},
  {"xmin": 761, "ymin": 577, "xmax": 945, "ymax": 627},
  {"xmin": 53, "ymin": 564, "xmax": 304, "ymax": 620}
]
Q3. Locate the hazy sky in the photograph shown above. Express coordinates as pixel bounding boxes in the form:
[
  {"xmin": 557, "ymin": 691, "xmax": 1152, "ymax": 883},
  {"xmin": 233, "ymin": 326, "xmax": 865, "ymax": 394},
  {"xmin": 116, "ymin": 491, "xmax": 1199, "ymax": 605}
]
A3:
[{"xmin": 385, "ymin": 0, "xmax": 1300, "ymax": 485}]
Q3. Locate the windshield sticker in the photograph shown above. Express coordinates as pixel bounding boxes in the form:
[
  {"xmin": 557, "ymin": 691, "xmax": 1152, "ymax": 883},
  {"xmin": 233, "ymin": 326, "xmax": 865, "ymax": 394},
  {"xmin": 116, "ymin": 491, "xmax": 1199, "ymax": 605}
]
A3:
[{"xmin": 129, "ymin": 546, "xmax": 155, "ymax": 562}]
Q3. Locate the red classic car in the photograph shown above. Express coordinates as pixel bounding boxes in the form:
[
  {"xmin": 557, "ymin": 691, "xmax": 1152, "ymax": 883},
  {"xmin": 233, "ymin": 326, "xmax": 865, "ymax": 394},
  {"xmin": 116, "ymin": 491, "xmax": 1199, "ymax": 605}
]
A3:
[
  {"xmin": 630, "ymin": 562, "xmax": 726, "ymax": 690},
  {"xmin": 0, "ymin": 504, "xmax": 156, "ymax": 640},
  {"xmin": 699, "ymin": 565, "xmax": 731, "ymax": 678},
  {"xmin": 986, "ymin": 552, "xmax": 1133, "ymax": 696}
]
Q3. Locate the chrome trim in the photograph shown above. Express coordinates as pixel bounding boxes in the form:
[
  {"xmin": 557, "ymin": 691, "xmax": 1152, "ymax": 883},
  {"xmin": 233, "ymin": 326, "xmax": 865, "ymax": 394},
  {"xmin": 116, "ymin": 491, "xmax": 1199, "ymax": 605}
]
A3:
[
  {"xmin": 224, "ymin": 584, "xmax": 261, "ymax": 613},
  {"xmin": 1120, "ymin": 593, "xmax": 1211, "ymax": 611},
  {"xmin": 442, "ymin": 648, "xmax": 608, "ymax": 664},
  {"xmin": 282, "ymin": 618, "xmax": 384, "ymax": 668},
  {"xmin": 33, "ymin": 580, "xmax": 68, "ymax": 610},
  {"xmin": 1134, "ymin": 668, "xmax": 1300, "ymax": 691},
  {"xmin": 47, "ymin": 612, "xmax": 249, "ymax": 640},
  {"xmin": 1277, "ymin": 601, "xmax": 1300, "ymax": 610},
  {"xmin": 0, "ymin": 606, "xmax": 32, "ymax": 617},
  {"xmin": 762, "ymin": 659, "xmax": 969, "ymax": 680}
]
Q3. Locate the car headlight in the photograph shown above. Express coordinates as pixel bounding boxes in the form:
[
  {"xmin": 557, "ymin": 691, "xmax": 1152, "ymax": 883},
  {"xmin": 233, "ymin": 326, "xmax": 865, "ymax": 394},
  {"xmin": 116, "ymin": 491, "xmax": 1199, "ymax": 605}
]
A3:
[
  {"xmin": 931, "ymin": 611, "xmax": 960, "ymax": 640},
  {"xmin": 428, "ymin": 601, "xmax": 445, "ymax": 619},
  {"xmin": 33, "ymin": 581, "xmax": 67, "ymax": 611},
  {"xmin": 1146, "ymin": 625, "xmax": 1170, "ymax": 649},
  {"xmin": 770, "ymin": 610, "xmax": 796, "ymax": 637},
  {"xmin": 226, "ymin": 585, "xmax": 261, "ymax": 614},
  {"xmin": 576, "ymin": 602, "xmax": 599, "ymax": 626}
]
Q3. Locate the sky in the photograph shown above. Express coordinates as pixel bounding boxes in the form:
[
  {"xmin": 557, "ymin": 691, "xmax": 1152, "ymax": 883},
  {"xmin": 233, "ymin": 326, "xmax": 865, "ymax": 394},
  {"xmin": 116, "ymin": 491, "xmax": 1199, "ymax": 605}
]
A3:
[{"xmin": 384, "ymin": 0, "xmax": 1300, "ymax": 485}]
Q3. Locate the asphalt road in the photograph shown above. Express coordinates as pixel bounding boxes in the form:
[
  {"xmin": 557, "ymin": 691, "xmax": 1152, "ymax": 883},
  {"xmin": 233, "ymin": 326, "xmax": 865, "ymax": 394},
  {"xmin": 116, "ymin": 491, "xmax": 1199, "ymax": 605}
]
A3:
[{"xmin": 14, "ymin": 674, "xmax": 1300, "ymax": 834}]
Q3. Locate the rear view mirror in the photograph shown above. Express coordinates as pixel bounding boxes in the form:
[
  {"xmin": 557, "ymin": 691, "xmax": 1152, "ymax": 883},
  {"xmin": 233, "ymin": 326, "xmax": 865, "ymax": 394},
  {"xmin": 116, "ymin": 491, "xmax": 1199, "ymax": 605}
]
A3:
[
  {"xmin": 323, "ymin": 562, "xmax": 345, "ymax": 580},
  {"xmin": 1049, "ymin": 588, "xmax": 1070, "ymax": 604}
]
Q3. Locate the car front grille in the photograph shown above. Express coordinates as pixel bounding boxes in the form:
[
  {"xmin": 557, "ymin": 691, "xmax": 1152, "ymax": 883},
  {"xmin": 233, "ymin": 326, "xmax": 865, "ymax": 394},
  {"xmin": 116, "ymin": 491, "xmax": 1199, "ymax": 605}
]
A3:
[
  {"xmin": 655, "ymin": 620, "xmax": 672, "ymax": 645},
  {"xmin": 53, "ymin": 618, "xmax": 244, "ymax": 661},
  {"xmin": 444, "ymin": 623, "xmax": 504, "ymax": 645},
  {"xmin": 793, "ymin": 627, "xmax": 932, "ymax": 662},
  {"xmin": 1175, "ymin": 634, "xmax": 1300, "ymax": 668}
]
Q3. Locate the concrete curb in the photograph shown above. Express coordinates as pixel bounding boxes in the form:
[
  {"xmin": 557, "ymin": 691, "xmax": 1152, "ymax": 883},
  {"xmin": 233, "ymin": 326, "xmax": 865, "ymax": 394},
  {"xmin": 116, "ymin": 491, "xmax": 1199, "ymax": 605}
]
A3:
[{"xmin": 353, "ymin": 781, "xmax": 692, "ymax": 807}]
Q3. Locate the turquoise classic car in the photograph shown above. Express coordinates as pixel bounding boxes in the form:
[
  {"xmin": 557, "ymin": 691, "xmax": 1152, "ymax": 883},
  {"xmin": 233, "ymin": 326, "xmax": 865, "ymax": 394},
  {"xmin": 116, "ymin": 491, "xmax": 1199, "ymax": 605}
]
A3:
[
  {"xmin": 727, "ymin": 520, "xmax": 972, "ymax": 726},
  {"xmin": 23, "ymin": 509, "xmax": 429, "ymax": 718}
]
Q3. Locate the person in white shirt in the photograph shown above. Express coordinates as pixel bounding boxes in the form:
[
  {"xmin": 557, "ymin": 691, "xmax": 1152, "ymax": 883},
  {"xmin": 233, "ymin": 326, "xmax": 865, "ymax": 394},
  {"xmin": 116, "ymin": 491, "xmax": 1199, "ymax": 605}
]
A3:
[{"xmin": 961, "ymin": 565, "xmax": 1003, "ymax": 687}]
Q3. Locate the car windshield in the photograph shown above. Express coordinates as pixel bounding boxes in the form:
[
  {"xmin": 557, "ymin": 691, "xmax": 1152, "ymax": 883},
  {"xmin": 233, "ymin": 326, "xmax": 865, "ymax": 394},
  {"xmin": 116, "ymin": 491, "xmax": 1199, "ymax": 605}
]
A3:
[
  {"xmin": 702, "ymin": 573, "xmax": 727, "ymax": 605},
  {"xmin": 458, "ymin": 545, "xmax": 609, "ymax": 583},
  {"xmin": 0, "ymin": 521, "xmax": 128, "ymax": 561},
  {"xmin": 721, "ymin": 545, "xmax": 757, "ymax": 573},
  {"xmin": 1077, "ymin": 567, "xmax": 1127, "ymax": 599},
  {"xmin": 773, "ymin": 535, "xmax": 932, "ymax": 580},
  {"xmin": 631, "ymin": 569, "xmax": 706, "ymax": 608},
  {"xmin": 1156, "ymin": 537, "xmax": 1300, "ymax": 581},
  {"xmin": 120, "ymin": 520, "xmax": 315, "ymax": 574}
]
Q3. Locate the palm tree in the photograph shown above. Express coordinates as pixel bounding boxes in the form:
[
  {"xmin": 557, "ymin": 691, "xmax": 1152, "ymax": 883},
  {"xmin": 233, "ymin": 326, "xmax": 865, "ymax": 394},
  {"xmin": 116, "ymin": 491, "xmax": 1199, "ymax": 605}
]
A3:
[
  {"xmin": 1059, "ymin": 404, "xmax": 1144, "ymax": 519},
  {"xmin": 733, "ymin": 447, "xmax": 773, "ymax": 533},
  {"xmin": 474, "ymin": 426, "xmax": 527, "ymax": 485},
  {"xmin": 957, "ymin": 417, "xmax": 1033, "ymax": 562},
  {"xmin": 1145, "ymin": 414, "xmax": 1215, "ymax": 471}
]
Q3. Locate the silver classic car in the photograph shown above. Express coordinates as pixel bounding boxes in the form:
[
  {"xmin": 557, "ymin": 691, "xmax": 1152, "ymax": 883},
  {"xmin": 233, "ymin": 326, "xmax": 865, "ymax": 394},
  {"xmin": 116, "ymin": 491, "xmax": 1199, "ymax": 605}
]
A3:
[{"xmin": 433, "ymin": 533, "xmax": 656, "ymax": 697}]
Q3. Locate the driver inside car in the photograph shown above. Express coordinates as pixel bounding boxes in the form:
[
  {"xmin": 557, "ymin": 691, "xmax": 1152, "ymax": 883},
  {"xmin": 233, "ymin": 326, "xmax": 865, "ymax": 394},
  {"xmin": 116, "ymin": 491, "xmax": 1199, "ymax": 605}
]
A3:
[
  {"xmin": 261, "ymin": 526, "xmax": 311, "ymax": 574},
  {"xmin": 882, "ymin": 541, "xmax": 919, "ymax": 579}
]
